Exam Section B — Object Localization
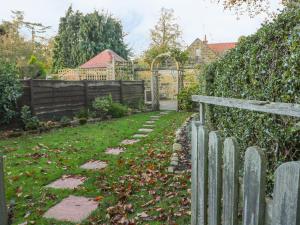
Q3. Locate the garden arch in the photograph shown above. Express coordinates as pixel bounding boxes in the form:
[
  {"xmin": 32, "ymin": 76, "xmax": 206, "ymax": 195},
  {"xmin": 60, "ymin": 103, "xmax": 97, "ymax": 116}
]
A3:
[{"xmin": 150, "ymin": 52, "xmax": 184, "ymax": 111}]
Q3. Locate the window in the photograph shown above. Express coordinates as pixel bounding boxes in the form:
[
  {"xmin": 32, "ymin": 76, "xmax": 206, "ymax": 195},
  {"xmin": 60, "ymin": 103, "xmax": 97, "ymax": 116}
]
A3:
[{"xmin": 195, "ymin": 48, "xmax": 201, "ymax": 57}]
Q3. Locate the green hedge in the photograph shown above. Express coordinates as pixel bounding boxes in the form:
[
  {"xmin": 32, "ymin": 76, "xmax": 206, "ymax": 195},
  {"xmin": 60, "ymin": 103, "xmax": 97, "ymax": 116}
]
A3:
[{"xmin": 203, "ymin": 5, "xmax": 299, "ymax": 191}]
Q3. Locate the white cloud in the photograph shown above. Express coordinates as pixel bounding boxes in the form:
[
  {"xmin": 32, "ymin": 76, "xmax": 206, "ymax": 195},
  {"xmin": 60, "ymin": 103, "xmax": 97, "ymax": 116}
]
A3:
[{"xmin": 0, "ymin": 0, "xmax": 282, "ymax": 56}]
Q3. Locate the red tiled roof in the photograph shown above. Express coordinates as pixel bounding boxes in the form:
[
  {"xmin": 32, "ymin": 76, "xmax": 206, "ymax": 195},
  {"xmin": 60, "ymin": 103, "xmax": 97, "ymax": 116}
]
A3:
[
  {"xmin": 207, "ymin": 42, "xmax": 237, "ymax": 54},
  {"xmin": 80, "ymin": 49, "xmax": 126, "ymax": 69}
]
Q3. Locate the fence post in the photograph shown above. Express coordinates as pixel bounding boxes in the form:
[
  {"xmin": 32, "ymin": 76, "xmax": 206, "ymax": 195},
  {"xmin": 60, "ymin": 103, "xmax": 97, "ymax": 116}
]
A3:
[
  {"xmin": 29, "ymin": 79, "xmax": 35, "ymax": 115},
  {"xmin": 199, "ymin": 103, "xmax": 205, "ymax": 125},
  {"xmin": 191, "ymin": 121, "xmax": 200, "ymax": 225},
  {"xmin": 208, "ymin": 131, "xmax": 222, "ymax": 225},
  {"xmin": 0, "ymin": 155, "xmax": 8, "ymax": 225},
  {"xmin": 242, "ymin": 147, "xmax": 266, "ymax": 225},
  {"xmin": 83, "ymin": 80, "xmax": 88, "ymax": 109},
  {"xmin": 271, "ymin": 162, "xmax": 300, "ymax": 225},
  {"xmin": 223, "ymin": 138, "xmax": 239, "ymax": 225},
  {"xmin": 198, "ymin": 125, "xmax": 209, "ymax": 225},
  {"xmin": 119, "ymin": 80, "xmax": 123, "ymax": 104}
]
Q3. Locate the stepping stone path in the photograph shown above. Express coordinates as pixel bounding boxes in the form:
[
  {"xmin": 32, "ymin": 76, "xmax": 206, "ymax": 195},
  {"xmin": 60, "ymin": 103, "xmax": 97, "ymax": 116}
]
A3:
[
  {"xmin": 46, "ymin": 175, "xmax": 86, "ymax": 190},
  {"xmin": 80, "ymin": 160, "xmax": 108, "ymax": 170},
  {"xmin": 160, "ymin": 111, "xmax": 170, "ymax": 115},
  {"xmin": 43, "ymin": 113, "xmax": 164, "ymax": 224},
  {"xmin": 138, "ymin": 128, "xmax": 153, "ymax": 133},
  {"xmin": 43, "ymin": 195, "xmax": 98, "ymax": 223},
  {"xmin": 143, "ymin": 124, "xmax": 155, "ymax": 128},
  {"xmin": 146, "ymin": 120, "xmax": 155, "ymax": 124},
  {"xmin": 133, "ymin": 134, "xmax": 148, "ymax": 138},
  {"xmin": 105, "ymin": 147, "xmax": 124, "ymax": 155},
  {"xmin": 121, "ymin": 139, "xmax": 140, "ymax": 145}
]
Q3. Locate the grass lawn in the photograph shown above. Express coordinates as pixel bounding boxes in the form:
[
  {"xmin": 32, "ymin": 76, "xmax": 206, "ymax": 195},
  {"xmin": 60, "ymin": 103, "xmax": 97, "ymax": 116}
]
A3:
[{"xmin": 0, "ymin": 111, "xmax": 192, "ymax": 225}]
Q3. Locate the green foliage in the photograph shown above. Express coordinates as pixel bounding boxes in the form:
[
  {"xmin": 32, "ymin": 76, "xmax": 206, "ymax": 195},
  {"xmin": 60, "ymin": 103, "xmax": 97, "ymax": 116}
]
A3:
[
  {"xmin": 177, "ymin": 84, "xmax": 201, "ymax": 111},
  {"xmin": 0, "ymin": 60, "xmax": 21, "ymax": 124},
  {"xmin": 26, "ymin": 55, "xmax": 47, "ymax": 78},
  {"xmin": 92, "ymin": 95, "xmax": 113, "ymax": 117},
  {"xmin": 59, "ymin": 116, "xmax": 71, "ymax": 126},
  {"xmin": 75, "ymin": 108, "xmax": 95, "ymax": 119},
  {"xmin": 52, "ymin": 6, "xmax": 130, "ymax": 72},
  {"xmin": 79, "ymin": 117, "xmax": 87, "ymax": 125},
  {"xmin": 20, "ymin": 105, "xmax": 40, "ymax": 130},
  {"xmin": 108, "ymin": 102, "xmax": 128, "ymax": 118},
  {"xmin": 202, "ymin": 6, "xmax": 300, "ymax": 190}
]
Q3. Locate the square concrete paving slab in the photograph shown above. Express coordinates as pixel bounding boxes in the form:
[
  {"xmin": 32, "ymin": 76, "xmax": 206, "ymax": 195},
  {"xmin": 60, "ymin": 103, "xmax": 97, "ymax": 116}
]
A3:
[
  {"xmin": 146, "ymin": 121, "xmax": 155, "ymax": 124},
  {"xmin": 80, "ymin": 160, "xmax": 108, "ymax": 170},
  {"xmin": 46, "ymin": 175, "xmax": 86, "ymax": 190},
  {"xmin": 160, "ymin": 112, "xmax": 170, "ymax": 115},
  {"xmin": 105, "ymin": 147, "xmax": 124, "ymax": 155},
  {"xmin": 121, "ymin": 139, "xmax": 140, "ymax": 145},
  {"xmin": 143, "ymin": 124, "xmax": 155, "ymax": 128},
  {"xmin": 138, "ymin": 128, "xmax": 153, "ymax": 133},
  {"xmin": 150, "ymin": 115, "xmax": 160, "ymax": 118},
  {"xmin": 133, "ymin": 134, "xmax": 148, "ymax": 138},
  {"xmin": 43, "ymin": 195, "xmax": 98, "ymax": 223}
]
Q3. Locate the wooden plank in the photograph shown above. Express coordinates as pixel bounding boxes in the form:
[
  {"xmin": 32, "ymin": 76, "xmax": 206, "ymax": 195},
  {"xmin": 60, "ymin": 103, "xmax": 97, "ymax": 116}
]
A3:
[
  {"xmin": 192, "ymin": 95, "xmax": 300, "ymax": 118},
  {"xmin": 223, "ymin": 138, "xmax": 239, "ymax": 225},
  {"xmin": 197, "ymin": 125, "xmax": 209, "ymax": 225},
  {"xmin": 199, "ymin": 103, "xmax": 205, "ymax": 125},
  {"xmin": 242, "ymin": 147, "xmax": 266, "ymax": 225},
  {"xmin": 0, "ymin": 155, "xmax": 8, "ymax": 225},
  {"xmin": 191, "ymin": 121, "xmax": 200, "ymax": 225},
  {"xmin": 271, "ymin": 162, "xmax": 300, "ymax": 225},
  {"xmin": 208, "ymin": 131, "xmax": 222, "ymax": 225}
]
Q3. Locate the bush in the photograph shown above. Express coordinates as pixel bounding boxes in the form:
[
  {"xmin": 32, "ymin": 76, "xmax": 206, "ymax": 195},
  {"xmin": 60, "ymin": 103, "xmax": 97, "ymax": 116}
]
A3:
[
  {"xmin": 60, "ymin": 116, "xmax": 71, "ymax": 126},
  {"xmin": 202, "ymin": 5, "xmax": 300, "ymax": 192},
  {"xmin": 177, "ymin": 84, "xmax": 200, "ymax": 111},
  {"xmin": 21, "ymin": 105, "xmax": 40, "ymax": 130},
  {"xmin": 75, "ymin": 108, "xmax": 95, "ymax": 119},
  {"xmin": 92, "ymin": 95, "xmax": 113, "ymax": 118},
  {"xmin": 108, "ymin": 103, "xmax": 128, "ymax": 118},
  {"xmin": 79, "ymin": 118, "xmax": 87, "ymax": 125},
  {"xmin": 0, "ymin": 60, "xmax": 22, "ymax": 124}
]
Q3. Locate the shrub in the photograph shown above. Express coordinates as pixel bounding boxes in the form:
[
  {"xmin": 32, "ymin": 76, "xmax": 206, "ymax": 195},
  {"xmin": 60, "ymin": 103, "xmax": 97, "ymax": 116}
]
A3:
[
  {"xmin": 20, "ymin": 105, "xmax": 40, "ymax": 130},
  {"xmin": 60, "ymin": 116, "xmax": 71, "ymax": 126},
  {"xmin": 75, "ymin": 108, "xmax": 95, "ymax": 119},
  {"xmin": 108, "ymin": 103, "xmax": 128, "ymax": 118},
  {"xmin": 202, "ymin": 5, "xmax": 300, "ymax": 192},
  {"xmin": 0, "ymin": 60, "xmax": 22, "ymax": 124},
  {"xmin": 92, "ymin": 95, "xmax": 113, "ymax": 117},
  {"xmin": 177, "ymin": 84, "xmax": 201, "ymax": 111},
  {"xmin": 79, "ymin": 118, "xmax": 87, "ymax": 125}
]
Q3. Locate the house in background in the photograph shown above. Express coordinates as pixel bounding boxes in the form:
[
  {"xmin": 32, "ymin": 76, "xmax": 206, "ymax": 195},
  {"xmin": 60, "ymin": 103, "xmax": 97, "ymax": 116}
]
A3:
[
  {"xmin": 187, "ymin": 35, "xmax": 237, "ymax": 65},
  {"xmin": 58, "ymin": 49, "xmax": 133, "ymax": 80}
]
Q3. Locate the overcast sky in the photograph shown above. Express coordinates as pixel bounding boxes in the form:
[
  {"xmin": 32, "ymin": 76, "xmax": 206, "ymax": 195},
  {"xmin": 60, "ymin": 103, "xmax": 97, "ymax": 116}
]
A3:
[{"xmin": 0, "ymin": 0, "xmax": 282, "ymax": 56}]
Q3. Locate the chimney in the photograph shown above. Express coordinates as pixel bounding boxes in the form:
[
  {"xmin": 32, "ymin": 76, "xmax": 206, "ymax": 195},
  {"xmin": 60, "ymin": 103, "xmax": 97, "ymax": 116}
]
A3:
[{"xmin": 203, "ymin": 34, "xmax": 208, "ymax": 44}]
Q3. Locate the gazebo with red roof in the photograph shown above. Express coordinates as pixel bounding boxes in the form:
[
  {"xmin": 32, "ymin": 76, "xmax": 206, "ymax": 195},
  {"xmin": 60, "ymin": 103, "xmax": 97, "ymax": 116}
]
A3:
[{"xmin": 80, "ymin": 49, "xmax": 127, "ymax": 69}]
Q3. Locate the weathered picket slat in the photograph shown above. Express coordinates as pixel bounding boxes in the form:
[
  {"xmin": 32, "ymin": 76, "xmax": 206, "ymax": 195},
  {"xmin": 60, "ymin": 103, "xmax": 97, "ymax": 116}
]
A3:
[
  {"xmin": 0, "ymin": 155, "xmax": 8, "ymax": 225},
  {"xmin": 271, "ymin": 162, "xmax": 300, "ymax": 225},
  {"xmin": 197, "ymin": 125, "xmax": 209, "ymax": 225},
  {"xmin": 191, "ymin": 121, "xmax": 199, "ymax": 225},
  {"xmin": 208, "ymin": 131, "xmax": 222, "ymax": 225},
  {"xmin": 243, "ymin": 147, "xmax": 266, "ymax": 225},
  {"xmin": 223, "ymin": 138, "xmax": 239, "ymax": 225}
]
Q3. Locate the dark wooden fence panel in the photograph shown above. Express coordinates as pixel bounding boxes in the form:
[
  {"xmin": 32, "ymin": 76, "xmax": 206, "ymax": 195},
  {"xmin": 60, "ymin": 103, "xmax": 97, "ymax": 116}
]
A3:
[
  {"xmin": 18, "ymin": 80, "xmax": 144, "ymax": 120},
  {"xmin": 122, "ymin": 80, "xmax": 144, "ymax": 106}
]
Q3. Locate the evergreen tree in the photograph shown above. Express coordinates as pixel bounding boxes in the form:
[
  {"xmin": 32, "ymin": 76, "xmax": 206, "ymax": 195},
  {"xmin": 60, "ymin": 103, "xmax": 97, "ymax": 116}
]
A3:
[{"xmin": 52, "ymin": 7, "xmax": 129, "ymax": 72}]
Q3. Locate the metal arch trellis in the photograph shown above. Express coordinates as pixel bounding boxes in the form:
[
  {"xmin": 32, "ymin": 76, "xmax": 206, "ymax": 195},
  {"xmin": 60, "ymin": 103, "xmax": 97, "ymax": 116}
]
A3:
[{"xmin": 150, "ymin": 52, "xmax": 184, "ymax": 111}]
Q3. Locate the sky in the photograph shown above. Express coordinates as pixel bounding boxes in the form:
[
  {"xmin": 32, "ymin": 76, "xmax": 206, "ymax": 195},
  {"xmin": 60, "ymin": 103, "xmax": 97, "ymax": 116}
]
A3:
[{"xmin": 0, "ymin": 0, "xmax": 282, "ymax": 56}]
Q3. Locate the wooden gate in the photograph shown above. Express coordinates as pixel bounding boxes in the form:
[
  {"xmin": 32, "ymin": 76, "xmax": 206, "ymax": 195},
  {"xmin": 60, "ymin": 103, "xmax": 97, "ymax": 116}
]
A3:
[{"xmin": 191, "ymin": 95, "xmax": 300, "ymax": 225}]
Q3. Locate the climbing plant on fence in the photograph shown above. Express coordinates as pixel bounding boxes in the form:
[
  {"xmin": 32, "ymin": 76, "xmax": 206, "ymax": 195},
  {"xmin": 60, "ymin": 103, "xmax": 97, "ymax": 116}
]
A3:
[{"xmin": 202, "ymin": 5, "xmax": 300, "ymax": 191}]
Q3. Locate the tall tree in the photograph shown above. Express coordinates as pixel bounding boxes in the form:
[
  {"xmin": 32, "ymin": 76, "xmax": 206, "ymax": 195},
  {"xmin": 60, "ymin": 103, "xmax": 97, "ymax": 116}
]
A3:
[
  {"xmin": 144, "ymin": 8, "xmax": 183, "ymax": 66},
  {"xmin": 0, "ymin": 11, "xmax": 52, "ymax": 78},
  {"xmin": 150, "ymin": 8, "xmax": 182, "ymax": 49},
  {"xmin": 52, "ymin": 7, "xmax": 130, "ymax": 72}
]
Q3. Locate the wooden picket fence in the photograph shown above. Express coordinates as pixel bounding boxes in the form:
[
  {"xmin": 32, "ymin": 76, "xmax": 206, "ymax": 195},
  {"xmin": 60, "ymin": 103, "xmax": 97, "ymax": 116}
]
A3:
[{"xmin": 191, "ymin": 95, "xmax": 300, "ymax": 225}]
